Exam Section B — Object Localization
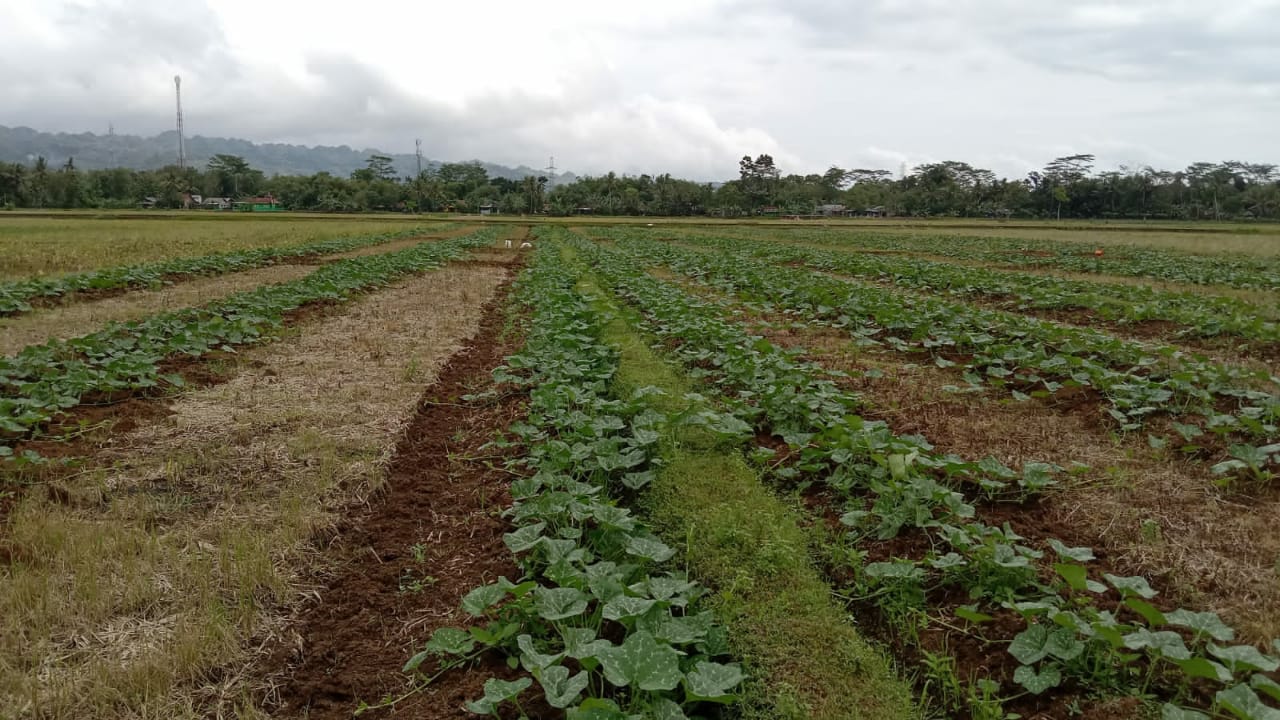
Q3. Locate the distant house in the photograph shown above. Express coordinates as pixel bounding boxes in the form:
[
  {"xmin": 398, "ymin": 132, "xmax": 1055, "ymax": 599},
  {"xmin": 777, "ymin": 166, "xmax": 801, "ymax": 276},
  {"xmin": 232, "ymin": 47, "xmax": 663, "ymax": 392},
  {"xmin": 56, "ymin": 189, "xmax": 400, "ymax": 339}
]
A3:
[
  {"xmin": 817, "ymin": 203, "xmax": 849, "ymax": 217},
  {"xmin": 202, "ymin": 197, "xmax": 233, "ymax": 210},
  {"xmin": 233, "ymin": 194, "xmax": 282, "ymax": 212},
  {"xmin": 862, "ymin": 206, "xmax": 886, "ymax": 217},
  {"xmin": 479, "ymin": 202, "xmax": 498, "ymax": 216},
  {"xmin": 574, "ymin": 206, "xmax": 594, "ymax": 215},
  {"xmin": 140, "ymin": 196, "xmax": 159, "ymax": 209},
  {"xmin": 760, "ymin": 205, "xmax": 781, "ymax": 216}
]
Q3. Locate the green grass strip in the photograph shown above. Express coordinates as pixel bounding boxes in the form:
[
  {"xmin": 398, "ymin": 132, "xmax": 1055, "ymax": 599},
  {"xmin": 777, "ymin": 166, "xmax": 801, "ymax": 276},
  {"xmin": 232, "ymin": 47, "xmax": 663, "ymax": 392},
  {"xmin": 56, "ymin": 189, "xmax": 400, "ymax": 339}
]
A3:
[{"xmin": 566, "ymin": 244, "xmax": 917, "ymax": 720}]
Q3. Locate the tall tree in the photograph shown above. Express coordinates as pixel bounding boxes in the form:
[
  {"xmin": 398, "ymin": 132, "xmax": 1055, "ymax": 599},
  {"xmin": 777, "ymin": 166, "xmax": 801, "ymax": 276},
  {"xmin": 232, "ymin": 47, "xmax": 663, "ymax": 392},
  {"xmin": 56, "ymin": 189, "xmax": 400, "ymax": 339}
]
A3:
[{"xmin": 206, "ymin": 154, "xmax": 256, "ymax": 196}]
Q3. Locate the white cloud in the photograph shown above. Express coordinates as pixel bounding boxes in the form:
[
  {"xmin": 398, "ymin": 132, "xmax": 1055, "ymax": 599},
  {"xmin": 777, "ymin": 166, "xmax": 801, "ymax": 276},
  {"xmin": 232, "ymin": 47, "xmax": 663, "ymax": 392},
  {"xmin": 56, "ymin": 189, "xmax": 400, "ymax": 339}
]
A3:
[{"xmin": 1, "ymin": 0, "xmax": 1277, "ymax": 180}]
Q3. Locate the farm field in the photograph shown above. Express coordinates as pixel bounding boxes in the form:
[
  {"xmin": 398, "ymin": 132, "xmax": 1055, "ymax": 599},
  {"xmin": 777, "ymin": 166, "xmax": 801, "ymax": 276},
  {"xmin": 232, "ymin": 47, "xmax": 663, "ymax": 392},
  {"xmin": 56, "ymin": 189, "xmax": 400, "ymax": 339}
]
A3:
[
  {"xmin": 0, "ymin": 216, "xmax": 433, "ymax": 280},
  {"xmin": 1, "ymin": 216, "xmax": 1278, "ymax": 719}
]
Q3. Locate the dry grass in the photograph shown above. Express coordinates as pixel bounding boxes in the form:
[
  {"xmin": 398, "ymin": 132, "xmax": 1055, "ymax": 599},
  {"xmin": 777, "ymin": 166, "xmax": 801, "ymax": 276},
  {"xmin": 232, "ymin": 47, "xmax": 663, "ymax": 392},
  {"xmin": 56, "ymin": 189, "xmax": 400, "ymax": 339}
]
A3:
[
  {"xmin": 0, "ymin": 218, "xmax": 437, "ymax": 280},
  {"xmin": 870, "ymin": 225, "xmax": 1280, "ymax": 257},
  {"xmin": 0, "ymin": 265, "xmax": 316, "ymax": 356},
  {"xmin": 0, "ymin": 260, "xmax": 510, "ymax": 719},
  {"xmin": 322, "ymin": 224, "xmax": 480, "ymax": 261},
  {"xmin": 756, "ymin": 319, "xmax": 1280, "ymax": 643}
]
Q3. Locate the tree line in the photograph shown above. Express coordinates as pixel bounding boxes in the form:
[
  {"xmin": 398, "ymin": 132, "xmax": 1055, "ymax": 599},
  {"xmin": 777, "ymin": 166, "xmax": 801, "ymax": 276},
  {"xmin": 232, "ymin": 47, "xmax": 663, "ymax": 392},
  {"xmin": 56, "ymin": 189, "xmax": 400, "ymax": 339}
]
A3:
[{"xmin": 2, "ymin": 151, "xmax": 1277, "ymax": 220}]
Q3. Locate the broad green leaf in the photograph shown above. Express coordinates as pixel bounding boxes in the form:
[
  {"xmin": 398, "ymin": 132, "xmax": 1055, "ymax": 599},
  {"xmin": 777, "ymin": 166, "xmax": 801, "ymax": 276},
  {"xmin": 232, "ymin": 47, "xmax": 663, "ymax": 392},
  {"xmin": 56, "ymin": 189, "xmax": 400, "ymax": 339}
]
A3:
[
  {"xmin": 865, "ymin": 560, "xmax": 924, "ymax": 582},
  {"xmin": 625, "ymin": 535, "xmax": 676, "ymax": 563},
  {"xmin": 631, "ymin": 427, "xmax": 661, "ymax": 446},
  {"xmin": 462, "ymin": 582, "xmax": 507, "ymax": 616},
  {"xmin": 1210, "ymin": 644, "xmax": 1280, "ymax": 673},
  {"xmin": 1229, "ymin": 444, "xmax": 1269, "ymax": 468},
  {"xmin": 504, "ymin": 522, "xmax": 546, "ymax": 552},
  {"xmin": 422, "ymin": 627, "xmax": 474, "ymax": 655},
  {"xmin": 539, "ymin": 664, "xmax": 589, "ymax": 709},
  {"xmin": 649, "ymin": 613, "xmax": 712, "ymax": 645},
  {"xmin": 1047, "ymin": 538, "xmax": 1095, "ymax": 562},
  {"xmin": 566, "ymin": 698, "xmax": 630, "ymax": 720},
  {"xmin": 561, "ymin": 627, "xmax": 611, "ymax": 660},
  {"xmin": 887, "ymin": 454, "xmax": 909, "ymax": 481},
  {"xmin": 1055, "ymin": 563, "xmax": 1090, "ymax": 592},
  {"xmin": 684, "ymin": 660, "xmax": 745, "ymax": 703},
  {"xmin": 1105, "ymin": 573, "xmax": 1158, "ymax": 599},
  {"xmin": 649, "ymin": 698, "xmax": 690, "ymax": 720},
  {"xmin": 534, "ymin": 587, "xmax": 590, "ymax": 621},
  {"xmin": 1166, "ymin": 609, "xmax": 1235, "ymax": 642},
  {"xmin": 403, "ymin": 649, "xmax": 430, "ymax": 673},
  {"xmin": 1173, "ymin": 657, "xmax": 1233, "ymax": 683},
  {"xmin": 928, "ymin": 552, "xmax": 967, "ymax": 570},
  {"xmin": 1125, "ymin": 598, "xmax": 1167, "ymax": 627},
  {"xmin": 596, "ymin": 630, "xmax": 683, "ymax": 691},
  {"xmin": 1045, "ymin": 627, "xmax": 1086, "ymax": 661},
  {"xmin": 1009, "ymin": 625, "xmax": 1052, "ymax": 665},
  {"xmin": 1020, "ymin": 462, "xmax": 1058, "ymax": 490},
  {"xmin": 469, "ymin": 621, "xmax": 518, "ymax": 646},
  {"xmin": 1124, "ymin": 629, "xmax": 1192, "ymax": 660},
  {"xmin": 602, "ymin": 596, "xmax": 658, "ymax": 621},
  {"xmin": 1216, "ymin": 683, "xmax": 1280, "ymax": 720},
  {"xmin": 1171, "ymin": 422, "xmax": 1204, "ymax": 441},
  {"xmin": 1013, "ymin": 664, "xmax": 1062, "ymax": 694},
  {"xmin": 1253, "ymin": 674, "xmax": 1280, "ymax": 702},
  {"xmin": 621, "ymin": 470, "xmax": 655, "ymax": 490},
  {"xmin": 465, "ymin": 676, "xmax": 532, "ymax": 714},
  {"xmin": 517, "ymin": 634, "xmax": 564, "ymax": 671},
  {"xmin": 645, "ymin": 575, "xmax": 699, "ymax": 603}
]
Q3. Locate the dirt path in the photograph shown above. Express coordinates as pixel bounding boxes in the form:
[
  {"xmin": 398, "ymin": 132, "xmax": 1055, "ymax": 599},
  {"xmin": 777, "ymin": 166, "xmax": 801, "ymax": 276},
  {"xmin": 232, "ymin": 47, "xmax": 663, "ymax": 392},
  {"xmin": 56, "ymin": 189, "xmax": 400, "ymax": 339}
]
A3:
[
  {"xmin": 265, "ymin": 260, "xmax": 528, "ymax": 719},
  {"xmin": 0, "ymin": 257, "xmax": 513, "ymax": 719}
]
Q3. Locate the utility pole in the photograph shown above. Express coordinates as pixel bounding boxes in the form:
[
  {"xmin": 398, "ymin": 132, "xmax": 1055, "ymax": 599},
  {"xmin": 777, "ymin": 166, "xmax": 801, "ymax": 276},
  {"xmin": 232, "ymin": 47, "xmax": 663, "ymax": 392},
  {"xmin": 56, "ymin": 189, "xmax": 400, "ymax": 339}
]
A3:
[
  {"xmin": 174, "ymin": 75, "xmax": 186, "ymax": 170},
  {"xmin": 415, "ymin": 139, "xmax": 424, "ymax": 213}
]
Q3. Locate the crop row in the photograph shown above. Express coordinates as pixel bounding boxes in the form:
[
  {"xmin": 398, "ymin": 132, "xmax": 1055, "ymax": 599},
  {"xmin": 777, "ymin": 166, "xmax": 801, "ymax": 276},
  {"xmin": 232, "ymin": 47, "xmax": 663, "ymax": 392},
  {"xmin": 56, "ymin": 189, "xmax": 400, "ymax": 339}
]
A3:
[
  {"xmin": 0, "ymin": 226, "xmax": 448, "ymax": 316},
  {"xmin": 729, "ymin": 227, "xmax": 1280, "ymax": 291},
  {"xmin": 405, "ymin": 246, "xmax": 744, "ymax": 718},
  {"xmin": 649, "ymin": 229, "xmax": 1279, "ymax": 344},
  {"xmin": 608, "ymin": 234, "xmax": 1279, "ymax": 463},
  {"xmin": 0, "ymin": 228, "xmax": 495, "ymax": 461},
  {"xmin": 563, "ymin": 229, "xmax": 1280, "ymax": 718}
]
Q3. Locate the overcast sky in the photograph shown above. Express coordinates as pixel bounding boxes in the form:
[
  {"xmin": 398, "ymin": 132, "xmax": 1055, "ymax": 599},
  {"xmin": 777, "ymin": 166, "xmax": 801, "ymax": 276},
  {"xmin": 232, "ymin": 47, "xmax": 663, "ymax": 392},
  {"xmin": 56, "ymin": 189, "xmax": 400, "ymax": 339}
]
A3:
[{"xmin": 2, "ymin": 0, "xmax": 1278, "ymax": 180}]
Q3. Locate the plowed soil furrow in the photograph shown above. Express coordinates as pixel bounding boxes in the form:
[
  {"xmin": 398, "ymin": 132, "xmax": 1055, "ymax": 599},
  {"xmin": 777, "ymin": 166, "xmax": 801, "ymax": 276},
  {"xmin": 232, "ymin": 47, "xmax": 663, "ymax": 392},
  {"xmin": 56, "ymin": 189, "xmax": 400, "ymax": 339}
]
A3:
[{"xmin": 266, "ymin": 263, "xmax": 531, "ymax": 720}]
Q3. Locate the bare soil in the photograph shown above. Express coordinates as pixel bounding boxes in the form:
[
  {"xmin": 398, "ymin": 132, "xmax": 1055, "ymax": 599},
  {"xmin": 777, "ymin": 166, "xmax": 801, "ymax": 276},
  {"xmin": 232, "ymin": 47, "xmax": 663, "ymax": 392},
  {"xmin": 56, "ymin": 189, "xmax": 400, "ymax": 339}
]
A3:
[{"xmin": 263, "ymin": 258, "xmax": 543, "ymax": 719}]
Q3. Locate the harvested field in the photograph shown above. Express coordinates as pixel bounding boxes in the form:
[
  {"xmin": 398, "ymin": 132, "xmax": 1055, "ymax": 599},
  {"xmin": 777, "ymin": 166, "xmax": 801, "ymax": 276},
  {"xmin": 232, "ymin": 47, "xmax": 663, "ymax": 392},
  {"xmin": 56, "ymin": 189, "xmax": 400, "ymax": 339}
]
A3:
[
  {"xmin": 0, "ymin": 257, "xmax": 510, "ymax": 718},
  {"xmin": 0, "ymin": 264, "xmax": 316, "ymax": 355}
]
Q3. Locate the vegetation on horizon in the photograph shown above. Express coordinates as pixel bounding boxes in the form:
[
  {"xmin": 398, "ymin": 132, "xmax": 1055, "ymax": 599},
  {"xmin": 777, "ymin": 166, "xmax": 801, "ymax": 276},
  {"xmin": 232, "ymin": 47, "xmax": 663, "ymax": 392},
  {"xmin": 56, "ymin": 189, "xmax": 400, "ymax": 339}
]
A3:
[{"xmin": 2, "ymin": 151, "xmax": 1279, "ymax": 220}]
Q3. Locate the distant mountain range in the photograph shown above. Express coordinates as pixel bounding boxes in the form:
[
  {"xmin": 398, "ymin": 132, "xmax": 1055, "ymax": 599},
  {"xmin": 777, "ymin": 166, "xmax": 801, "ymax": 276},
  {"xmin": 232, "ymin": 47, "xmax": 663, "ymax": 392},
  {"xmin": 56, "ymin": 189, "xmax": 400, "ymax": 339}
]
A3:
[{"xmin": 0, "ymin": 125, "xmax": 575, "ymax": 183}]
